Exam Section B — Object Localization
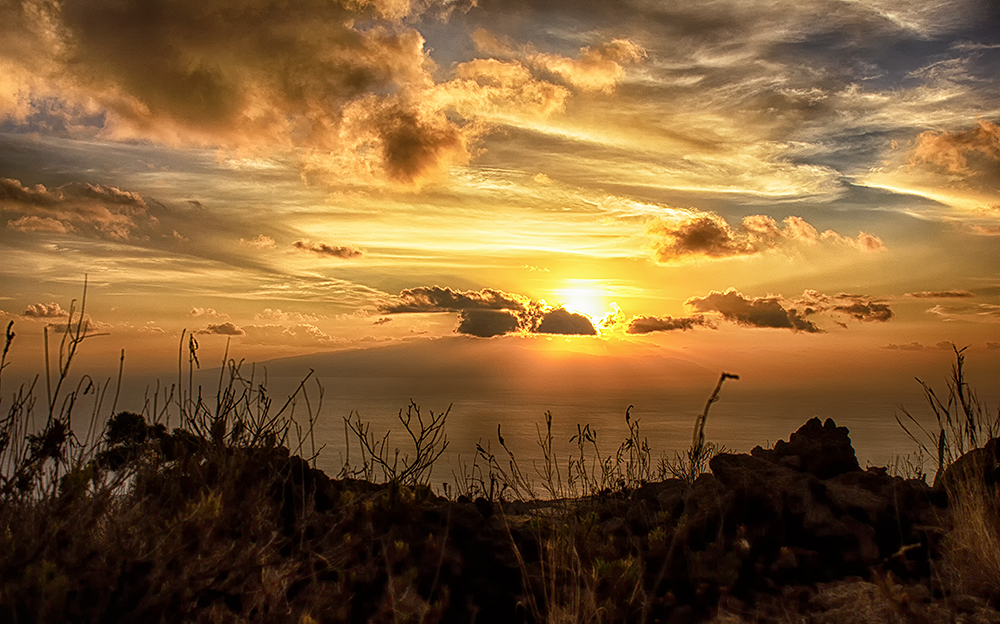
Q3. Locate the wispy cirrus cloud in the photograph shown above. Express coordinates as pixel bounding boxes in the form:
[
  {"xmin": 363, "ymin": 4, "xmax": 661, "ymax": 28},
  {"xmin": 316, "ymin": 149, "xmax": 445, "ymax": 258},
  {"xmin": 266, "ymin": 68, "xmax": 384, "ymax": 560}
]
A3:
[
  {"xmin": 239, "ymin": 323, "xmax": 340, "ymax": 346},
  {"xmin": 927, "ymin": 303, "xmax": 1000, "ymax": 321},
  {"xmin": 472, "ymin": 29, "xmax": 646, "ymax": 94}
]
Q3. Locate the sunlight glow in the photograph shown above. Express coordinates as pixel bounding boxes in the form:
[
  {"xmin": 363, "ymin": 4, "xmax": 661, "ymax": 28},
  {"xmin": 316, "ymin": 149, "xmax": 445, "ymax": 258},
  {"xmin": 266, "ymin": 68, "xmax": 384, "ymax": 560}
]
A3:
[{"xmin": 552, "ymin": 281, "xmax": 613, "ymax": 321}]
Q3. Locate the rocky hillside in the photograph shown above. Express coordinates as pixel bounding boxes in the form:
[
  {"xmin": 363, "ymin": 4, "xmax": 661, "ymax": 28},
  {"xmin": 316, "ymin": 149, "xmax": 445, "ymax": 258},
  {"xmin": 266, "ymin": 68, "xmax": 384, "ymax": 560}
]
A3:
[{"xmin": 2, "ymin": 417, "xmax": 998, "ymax": 623}]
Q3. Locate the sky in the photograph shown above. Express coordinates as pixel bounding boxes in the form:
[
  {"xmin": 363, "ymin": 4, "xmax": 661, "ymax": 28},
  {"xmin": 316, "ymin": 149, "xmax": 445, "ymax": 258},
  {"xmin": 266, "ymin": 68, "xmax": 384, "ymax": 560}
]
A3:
[{"xmin": 2, "ymin": 0, "xmax": 1000, "ymax": 461}]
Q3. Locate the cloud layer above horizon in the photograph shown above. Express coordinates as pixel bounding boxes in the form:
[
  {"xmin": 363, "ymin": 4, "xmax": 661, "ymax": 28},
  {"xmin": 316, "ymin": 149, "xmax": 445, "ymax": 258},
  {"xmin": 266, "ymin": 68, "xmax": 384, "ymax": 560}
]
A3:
[{"xmin": 1, "ymin": 0, "xmax": 999, "ymax": 368}]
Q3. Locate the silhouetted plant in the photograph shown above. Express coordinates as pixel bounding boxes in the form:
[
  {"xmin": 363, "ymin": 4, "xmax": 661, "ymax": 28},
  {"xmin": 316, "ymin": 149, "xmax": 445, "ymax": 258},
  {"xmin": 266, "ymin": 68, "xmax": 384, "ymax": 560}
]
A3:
[
  {"xmin": 896, "ymin": 345, "xmax": 999, "ymax": 485},
  {"xmin": 341, "ymin": 400, "xmax": 450, "ymax": 487},
  {"xmin": 661, "ymin": 371, "xmax": 738, "ymax": 483}
]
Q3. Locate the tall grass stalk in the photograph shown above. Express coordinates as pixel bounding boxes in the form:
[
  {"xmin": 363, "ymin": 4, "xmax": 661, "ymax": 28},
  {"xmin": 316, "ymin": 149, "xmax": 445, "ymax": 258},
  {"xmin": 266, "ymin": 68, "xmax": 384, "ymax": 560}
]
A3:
[
  {"xmin": 661, "ymin": 371, "xmax": 738, "ymax": 483},
  {"xmin": 896, "ymin": 345, "xmax": 1000, "ymax": 485}
]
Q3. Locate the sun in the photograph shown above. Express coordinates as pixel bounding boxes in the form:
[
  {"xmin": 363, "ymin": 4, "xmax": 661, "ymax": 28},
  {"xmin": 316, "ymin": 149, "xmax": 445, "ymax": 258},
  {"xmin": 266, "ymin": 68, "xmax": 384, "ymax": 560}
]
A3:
[{"xmin": 551, "ymin": 281, "xmax": 612, "ymax": 321}]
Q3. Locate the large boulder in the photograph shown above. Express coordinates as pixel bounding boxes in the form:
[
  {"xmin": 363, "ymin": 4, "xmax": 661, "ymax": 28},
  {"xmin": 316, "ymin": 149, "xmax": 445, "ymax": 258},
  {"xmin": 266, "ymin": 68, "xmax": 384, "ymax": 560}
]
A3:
[
  {"xmin": 936, "ymin": 437, "xmax": 1000, "ymax": 492},
  {"xmin": 708, "ymin": 452, "xmax": 876, "ymax": 581},
  {"xmin": 751, "ymin": 417, "xmax": 860, "ymax": 479},
  {"xmin": 697, "ymin": 420, "xmax": 948, "ymax": 588}
]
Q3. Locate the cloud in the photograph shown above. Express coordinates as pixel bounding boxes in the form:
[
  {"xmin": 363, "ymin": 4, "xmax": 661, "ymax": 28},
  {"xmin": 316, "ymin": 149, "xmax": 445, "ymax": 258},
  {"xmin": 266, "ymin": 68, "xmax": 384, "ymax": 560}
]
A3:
[
  {"xmin": 906, "ymin": 290, "xmax": 975, "ymax": 298},
  {"xmin": 843, "ymin": 231, "xmax": 887, "ymax": 252},
  {"xmin": 23, "ymin": 302, "xmax": 69, "ymax": 318},
  {"xmin": 686, "ymin": 288, "xmax": 821, "ymax": 332},
  {"xmin": 336, "ymin": 94, "xmax": 472, "ymax": 186},
  {"xmin": 240, "ymin": 235, "xmax": 276, "ymax": 249},
  {"xmin": 472, "ymin": 29, "xmax": 646, "ymax": 93},
  {"xmin": 969, "ymin": 223, "xmax": 1000, "ymax": 236},
  {"xmin": 626, "ymin": 315, "xmax": 715, "ymax": 334},
  {"xmin": 190, "ymin": 307, "xmax": 229, "ymax": 319},
  {"xmin": 7, "ymin": 216, "xmax": 74, "ymax": 234},
  {"xmin": 598, "ymin": 302, "xmax": 627, "ymax": 330},
  {"xmin": 648, "ymin": 211, "xmax": 884, "ymax": 263},
  {"xmin": 3, "ymin": 1, "xmax": 432, "ymax": 136},
  {"xmin": 883, "ymin": 341, "xmax": 954, "ymax": 351},
  {"xmin": 865, "ymin": 120, "xmax": 1000, "ymax": 214},
  {"xmin": 373, "ymin": 317, "xmax": 392, "ymax": 325},
  {"xmin": 455, "ymin": 309, "xmax": 521, "ymax": 337},
  {"xmin": 971, "ymin": 224, "xmax": 1000, "ymax": 235},
  {"xmin": 380, "ymin": 286, "xmax": 529, "ymax": 313},
  {"xmin": 794, "ymin": 290, "xmax": 895, "ymax": 323},
  {"xmin": 291, "ymin": 239, "xmax": 363, "ymax": 259},
  {"xmin": 534, "ymin": 308, "xmax": 598, "ymax": 336},
  {"xmin": 383, "ymin": 285, "xmax": 596, "ymax": 336},
  {"xmin": 528, "ymin": 39, "xmax": 646, "ymax": 93},
  {"xmin": 45, "ymin": 319, "xmax": 112, "ymax": 336},
  {"xmin": 830, "ymin": 299, "xmax": 894, "ymax": 323},
  {"xmin": 0, "ymin": 2, "xmax": 654, "ymax": 188},
  {"xmin": 1, "ymin": 177, "xmax": 153, "ymax": 241},
  {"xmin": 436, "ymin": 58, "xmax": 570, "ymax": 118},
  {"xmin": 927, "ymin": 303, "xmax": 1000, "ymax": 320},
  {"xmin": 254, "ymin": 308, "xmax": 322, "ymax": 322},
  {"xmin": 0, "ymin": 0, "xmax": 488, "ymax": 185},
  {"xmin": 197, "ymin": 322, "xmax": 245, "ymax": 336},
  {"xmin": 237, "ymin": 323, "xmax": 340, "ymax": 345},
  {"xmin": 910, "ymin": 120, "xmax": 1000, "ymax": 177}
]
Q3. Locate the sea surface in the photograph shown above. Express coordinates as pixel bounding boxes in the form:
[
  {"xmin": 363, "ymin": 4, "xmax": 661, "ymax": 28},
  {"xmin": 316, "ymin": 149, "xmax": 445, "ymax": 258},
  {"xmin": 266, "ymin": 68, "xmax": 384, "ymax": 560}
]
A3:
[
  {"xmin": 22, "ymin": 336, "xmax": 976, "ymax": 490},
  {"xmin": 260, "ymin": 373, "xmax": 924, "ymax": 487}
]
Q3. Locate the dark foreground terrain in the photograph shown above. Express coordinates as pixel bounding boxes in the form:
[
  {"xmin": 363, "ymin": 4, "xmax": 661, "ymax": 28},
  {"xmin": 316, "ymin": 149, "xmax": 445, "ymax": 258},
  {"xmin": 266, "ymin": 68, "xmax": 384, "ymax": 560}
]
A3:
[{"xmin": 2, "ymin": 411, "xmax": 1000, "ymax": 624}]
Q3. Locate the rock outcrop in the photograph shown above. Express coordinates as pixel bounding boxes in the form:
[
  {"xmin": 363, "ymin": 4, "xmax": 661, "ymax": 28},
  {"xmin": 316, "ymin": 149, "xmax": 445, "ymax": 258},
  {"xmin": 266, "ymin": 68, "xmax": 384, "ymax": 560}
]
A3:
[{"xmin": 749, "ymin": 417, "xmax": 860, "ymax": 479}]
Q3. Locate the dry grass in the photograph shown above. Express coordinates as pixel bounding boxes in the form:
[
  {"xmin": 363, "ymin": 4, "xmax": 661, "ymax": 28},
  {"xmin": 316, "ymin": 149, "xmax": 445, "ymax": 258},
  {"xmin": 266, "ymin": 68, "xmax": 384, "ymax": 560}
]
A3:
[
  {"xmin": 8, "ymin": 284, "xmax": 1000, "ymax": 623},
  {"xmin": 0, "ymin": 283, "xmax": 743, "ymax": 624},
  {"xmin": 896, "ymin": 345, "xmax": 1000, "ymax": 485},
  {"xmin": 941, "ymin": 465, "xmax": 1000, "ymax": 600}
]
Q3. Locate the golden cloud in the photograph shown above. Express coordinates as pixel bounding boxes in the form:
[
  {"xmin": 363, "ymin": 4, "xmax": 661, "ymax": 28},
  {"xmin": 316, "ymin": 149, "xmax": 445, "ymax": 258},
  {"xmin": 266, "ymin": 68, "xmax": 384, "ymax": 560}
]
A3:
[
  {"xmin": 863, "ymin": 120, "xmax": 1000, "ymax": 216},
  {"xmin": 647, "ymin": 210, "xmax": 884, "ymax": 263},
  {"xmin": 471, "ymin": 28, "xmax": 646, "ymax": 94},
  {"xmin": 682, "ymin": 288, "xmax": 894, "ymax": 333},
  {"xmin": 1, "ymin": 177, "xmax": 154, "ymax": 241},
  {"xmin": 0, "ymin": 3, "xmax": 648, "ymax": 186},
  {"xmin": 910, "ymin": 120, "xmax": 1000, "ymax": 176},
  {"xmin": 529, "ymin": 39, "xmax": 646, "ymax": 93},
  {"xmin": 437, "ymin": 59, "xmax": 570, "ymax": 118}
]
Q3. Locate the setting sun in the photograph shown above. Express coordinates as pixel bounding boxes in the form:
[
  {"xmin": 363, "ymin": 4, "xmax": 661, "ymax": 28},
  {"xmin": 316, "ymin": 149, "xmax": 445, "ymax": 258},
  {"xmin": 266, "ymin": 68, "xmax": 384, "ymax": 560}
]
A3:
[
  {"xmin": 0, "ymin": 0, "xmax": 998, "ymax": 487},
  {"xmin": 3, "ymin": 1, "xmax": 1000, "ymax": 619},
  {"xmin": 551, "ymin": 281, "xmax": 613, "ymax": 321}
]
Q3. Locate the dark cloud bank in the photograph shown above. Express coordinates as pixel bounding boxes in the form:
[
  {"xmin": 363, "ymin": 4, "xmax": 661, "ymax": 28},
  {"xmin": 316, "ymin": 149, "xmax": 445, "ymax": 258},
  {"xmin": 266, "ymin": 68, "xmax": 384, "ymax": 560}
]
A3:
[
  {"xmin": 380, "ymin": 286, "xmax": 597, "ymax": 337},
  {"xmin": 381, "ymin": 285, "xmax": 894, "ymax": 338}
]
